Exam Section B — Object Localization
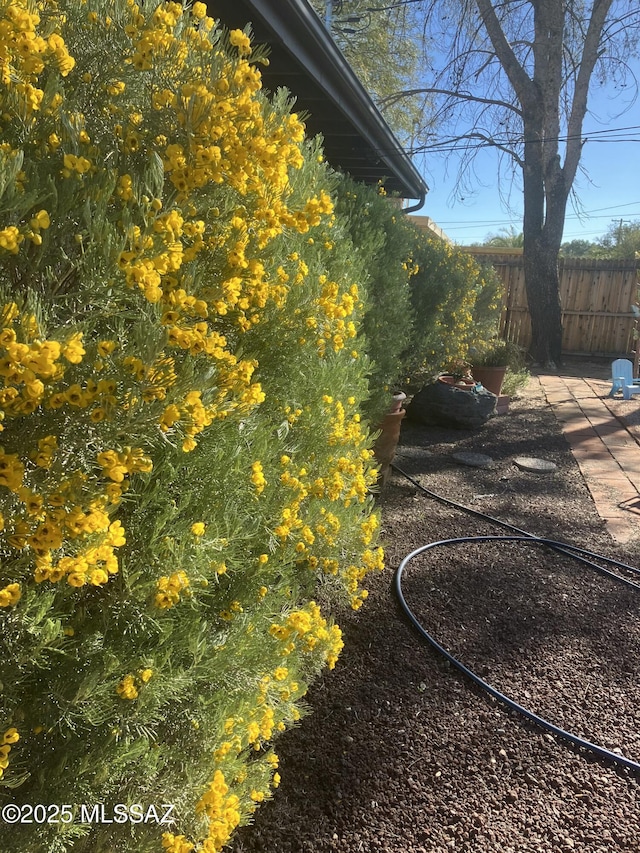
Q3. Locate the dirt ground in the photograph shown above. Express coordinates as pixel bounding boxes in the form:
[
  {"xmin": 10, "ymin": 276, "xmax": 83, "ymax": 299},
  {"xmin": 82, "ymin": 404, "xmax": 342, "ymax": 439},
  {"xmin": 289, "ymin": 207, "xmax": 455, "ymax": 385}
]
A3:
[{"xmin": 231, "ymin": 367, "xmax": 640, "ymax": 853}]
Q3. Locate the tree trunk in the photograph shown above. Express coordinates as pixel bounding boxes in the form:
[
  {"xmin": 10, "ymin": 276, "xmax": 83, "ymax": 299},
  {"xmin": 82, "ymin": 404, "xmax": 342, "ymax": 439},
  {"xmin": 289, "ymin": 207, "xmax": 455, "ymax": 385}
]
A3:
[
  {"xmin": 522, "ymin": 238, "xmax": 563, "ymax": 367},
  {"xmin": 521, "ymin": 105, "xmax": 565, "ymax": 369}
]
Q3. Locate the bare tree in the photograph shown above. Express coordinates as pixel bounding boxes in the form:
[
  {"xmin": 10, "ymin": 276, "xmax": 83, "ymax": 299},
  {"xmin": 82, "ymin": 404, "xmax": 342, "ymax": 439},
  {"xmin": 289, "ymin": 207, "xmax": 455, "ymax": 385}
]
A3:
[{"xmin": 383, "ymin": 0, "xmax": 640, "ymax": 366}]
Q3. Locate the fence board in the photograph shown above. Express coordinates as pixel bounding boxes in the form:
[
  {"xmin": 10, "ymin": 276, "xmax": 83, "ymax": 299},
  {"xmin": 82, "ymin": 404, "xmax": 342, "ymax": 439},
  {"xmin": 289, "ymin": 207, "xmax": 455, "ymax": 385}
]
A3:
[{"xmin": 467, "ymin": 250, "xmax": 640, "ymax": 356}]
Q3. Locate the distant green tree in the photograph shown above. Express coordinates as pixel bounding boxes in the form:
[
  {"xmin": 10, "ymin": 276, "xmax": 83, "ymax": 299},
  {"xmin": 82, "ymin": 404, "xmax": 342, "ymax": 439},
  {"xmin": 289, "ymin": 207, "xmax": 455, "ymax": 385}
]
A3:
[
  {"xmin": 308, "ymin": 0, "xmax": 428, "ymax": 143},
  {"xmin": 560, "ymin": 238, "xmax": 597, "ymax": 257},
  {"xmin": 594, "ymin": 219, "xmax": 640, "ymax": 259}
]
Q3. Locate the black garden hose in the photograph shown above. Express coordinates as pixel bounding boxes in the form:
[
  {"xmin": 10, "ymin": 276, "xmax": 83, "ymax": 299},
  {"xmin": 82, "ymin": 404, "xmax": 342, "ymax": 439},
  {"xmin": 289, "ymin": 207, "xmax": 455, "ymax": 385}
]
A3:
[{"xmin": 391, "ymin": 461, "xmax": 640, "ymax": 773}]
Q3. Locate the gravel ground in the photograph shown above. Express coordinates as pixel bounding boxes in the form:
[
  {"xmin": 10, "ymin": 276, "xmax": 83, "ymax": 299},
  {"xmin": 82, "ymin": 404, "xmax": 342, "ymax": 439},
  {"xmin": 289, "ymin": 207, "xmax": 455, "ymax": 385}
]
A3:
[{"xmin": 231, "ymin": 370, "xmax": 640, "ymax": 853}]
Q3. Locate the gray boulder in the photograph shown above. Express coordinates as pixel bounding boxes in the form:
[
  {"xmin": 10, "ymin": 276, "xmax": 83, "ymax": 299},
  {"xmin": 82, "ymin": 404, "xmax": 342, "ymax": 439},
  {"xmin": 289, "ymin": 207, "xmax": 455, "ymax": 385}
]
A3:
[{"xmin": 406, "ymin": 380, "xmax": 496, "ymax": 429}]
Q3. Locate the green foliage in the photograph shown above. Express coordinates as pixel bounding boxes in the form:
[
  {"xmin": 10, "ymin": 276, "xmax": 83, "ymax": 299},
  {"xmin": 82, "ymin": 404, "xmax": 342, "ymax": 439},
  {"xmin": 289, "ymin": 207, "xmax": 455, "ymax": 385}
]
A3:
[
  {"xmin": 326, "ymin": 182, "xmax": 509, "ymax": 418},
  {"xmin": 469, "ymin": 339, "xmax": 525, "ymax": 368},
  {"xmin": 561, "ymin": 221, "xmax": 640, "ymax": 258},
  {"xmin": 560, "ymin": 238, "xmax": 597, "ymax": 257},
  {"xmin": 501, "ymin": 365, "xmax": 530, "ymax": 397},
  {"xmin": 330, "ymin": 177, "xmax": 416, "ymax": 421},
  {"xmin": 593, "ymin": 219, "xmax": 640, "ymax": 259}
]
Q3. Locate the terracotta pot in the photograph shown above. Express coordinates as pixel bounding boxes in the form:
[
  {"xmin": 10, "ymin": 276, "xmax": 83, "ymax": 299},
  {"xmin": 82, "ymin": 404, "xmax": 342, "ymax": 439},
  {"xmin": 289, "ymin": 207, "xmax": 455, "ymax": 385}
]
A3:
[
  {"xmin": 373, "ymin": 409, "xmax": 406, "ymax": 489},
  {"xmin": 438, "ymin": 374, "xmax": 476, "ymax": 389},
  {"xmin": 471, "ymin": 365, "xmax": 507, "ymax": 396}
]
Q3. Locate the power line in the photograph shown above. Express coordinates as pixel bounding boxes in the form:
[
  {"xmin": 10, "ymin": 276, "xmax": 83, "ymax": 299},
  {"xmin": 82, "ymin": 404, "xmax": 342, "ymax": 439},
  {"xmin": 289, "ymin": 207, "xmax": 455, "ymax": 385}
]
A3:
[
  {"xmin": 430, "ymin": 200, "xmax": 639, "ymax": 223},
  {"xmin": 407, "ymin": 132, "xmax": 640, "ymax": 156},
  {"xmin": 584, "ymin": 201, "xmax": 640, "ymax": 214},
  {"xmin": 402, "ymin": 123, "xmax": 640, "ymax": 155},
  {"xmin": 433, "ymin": 211, "xmax": 640, "ymax": 229}
]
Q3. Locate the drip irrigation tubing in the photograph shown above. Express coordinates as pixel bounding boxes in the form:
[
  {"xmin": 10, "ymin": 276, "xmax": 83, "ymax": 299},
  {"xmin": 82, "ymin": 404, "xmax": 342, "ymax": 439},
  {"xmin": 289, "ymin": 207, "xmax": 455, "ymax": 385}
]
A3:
[{"xmin": 391, "ymin": 461, "xmax": 640, "ymax": 774}]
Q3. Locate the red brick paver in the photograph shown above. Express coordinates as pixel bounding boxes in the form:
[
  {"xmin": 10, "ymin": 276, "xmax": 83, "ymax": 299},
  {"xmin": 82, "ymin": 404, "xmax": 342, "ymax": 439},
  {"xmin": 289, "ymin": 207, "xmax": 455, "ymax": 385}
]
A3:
[{"xmin": 536, "ymin": 370, "xmax": 640, "ymax": 543}]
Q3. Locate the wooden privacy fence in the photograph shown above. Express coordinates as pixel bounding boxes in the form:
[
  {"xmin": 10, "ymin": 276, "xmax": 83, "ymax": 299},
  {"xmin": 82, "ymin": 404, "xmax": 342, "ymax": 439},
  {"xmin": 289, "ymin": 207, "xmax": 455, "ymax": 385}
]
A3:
[{"xmin": 466, "ymin": 249, "xmax": 640, "ymax": 356}]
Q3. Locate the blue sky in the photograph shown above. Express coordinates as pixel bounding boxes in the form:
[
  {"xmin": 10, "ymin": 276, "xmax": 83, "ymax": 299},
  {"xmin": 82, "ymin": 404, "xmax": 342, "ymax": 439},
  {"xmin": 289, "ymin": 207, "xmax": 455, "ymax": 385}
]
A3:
[{"xmin": 412, "ymin": 71, "xmax": 640, "ymax": 246}]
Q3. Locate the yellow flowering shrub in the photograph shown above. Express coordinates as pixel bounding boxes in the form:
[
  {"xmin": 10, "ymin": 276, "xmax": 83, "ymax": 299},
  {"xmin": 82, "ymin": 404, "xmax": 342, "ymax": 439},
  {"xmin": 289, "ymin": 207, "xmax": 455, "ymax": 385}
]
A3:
[
  {"xmin": 0, "ymin": 2, "xmax": 382, "ymax": 851},
  {"xmin": 401, "ymin": 235, "xmax": 504, "ymax": 390},
  {"xmin": 327, "ymin": 176, "xmax": 504, "ymax": 416}
]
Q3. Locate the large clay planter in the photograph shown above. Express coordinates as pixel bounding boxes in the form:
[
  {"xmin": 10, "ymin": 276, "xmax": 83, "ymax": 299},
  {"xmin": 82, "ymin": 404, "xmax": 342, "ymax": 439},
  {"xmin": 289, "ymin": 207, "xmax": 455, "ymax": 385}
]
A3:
[
  {"xmin": 471, "ymin": 365, "xmax": 507, "ymax": 396},
  {"xmin": 373, "ymin": 408, "xmax": 406, "ymax": 489}
]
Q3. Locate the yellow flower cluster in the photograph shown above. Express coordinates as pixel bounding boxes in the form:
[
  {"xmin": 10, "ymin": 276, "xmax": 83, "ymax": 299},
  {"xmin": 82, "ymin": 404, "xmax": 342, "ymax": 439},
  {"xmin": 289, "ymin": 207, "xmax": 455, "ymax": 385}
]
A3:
[
  {"xmin": 0, "ymin": 304, "xmax": 75, "ymax": 418},
  {"xmin": 97, "ymin": 447, "xmax": 153, "ymax": 484},
  {"xmin": 162, "ymin": 833, "xmax": 195, "ymax": 853},
  {"xmin": 0, "ymin": 727, "xmax": 19, "ymax": 779},
  {"xmin": 268, "ymin": 400, "xmax": 379, "ymax": 606},
  {"xmin": 243, "ymin": 704, "xmax": 277, "ymax": 749},
  {"xmin": 0, "ymin": 223, "xmax": 22, "ymax": 253},
  {"xmin": 0, "ymin": 0, "xmax": 74, "ymax": 119},
  {"xmin": 269, "ymin": 601, "xmax": 344, "ymax": 669},
  {"xmin": 111, "ymin": 0, "xmax": 319, "ymax": 314},
  {"xmin": 0, "ymin": 207, "xmax": 49, "ymax": 252},
  {"xmin": 343, "ymin": 546, "xmax": 385, "ymax": 611},
  {"xmin": 31, "ymin": 434, "xmax": 57, "ymax": 468},
  {"xmin": 121, "ymin": 352, "xmax": 176, "ymax": 405},
  {"xmin": 0, "ymin": 303, "xmax": 138, "ymax": 590},
  {"xmin": 228, "ymin": 28, "xmax": 251, "ymax": 57},
  {"xmin": 154, "ymin": 570, "xmax": 190, "ymax": 609},
  {"xmin": 116, "ymin": 674, "xmax": 139, "ymax": 700},
  {"xmin": 0, "ymin": 447, "xmax": 23, "ymax": 490},
  {"xmin": 163, "ymin": 390, "xmax": 208, "ymax": 451},
  {"xmin": 250, "ymin": 460, "xmax": 266, "ymax": 494},
  {"xmin": 116, "ymin": 668, "xmax": 153, "ymax": 700},
  {"xmin": 314, "ymin": 279, "xmax": 359, "ymax": 356},
  {"xmin": 209, "ymin": 693, "xmax": 284, "ymax": 826},
  {"xmin": 0, "ymin": 581, "xmax": 20, "ymax": 606},
  {"xmin": 0, "ymin": 0, "xmax": 336, "ymax": 459},
  {"xmin": 33, "ymin": 519, "xmax": 125, "ymax": 588},
  {"xmin": 195, "ymin": 770, "xmax": 241, "ymax": 852},
  {"xmin": 359, "ymin": 512, "xmax": 379, "ymax": 546}
]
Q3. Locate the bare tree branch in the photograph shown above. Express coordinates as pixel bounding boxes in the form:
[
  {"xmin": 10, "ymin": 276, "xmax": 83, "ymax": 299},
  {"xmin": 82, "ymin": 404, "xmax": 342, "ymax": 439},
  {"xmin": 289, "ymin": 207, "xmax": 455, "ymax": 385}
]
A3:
[
  {"xmin": 474, "ymin": 0, "xmax": 535, "ymax": 105},
  {"xmin": 564, "ymin": 0, "xmax": 615, "ymax": 187},
  {"xmin": 410, "ymin": 131, "xmax": 525, "ymax": 166},
  {"xmin": 379, "ymin": 87, "xmax": 523, "ymax": 114}
]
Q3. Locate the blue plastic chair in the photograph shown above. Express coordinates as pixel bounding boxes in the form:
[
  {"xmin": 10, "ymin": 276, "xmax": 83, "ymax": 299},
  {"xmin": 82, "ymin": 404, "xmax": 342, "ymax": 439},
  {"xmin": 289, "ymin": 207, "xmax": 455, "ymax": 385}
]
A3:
[{"xmin": 609, "ymin": 358, "xmax": 640, "ymax": 399}]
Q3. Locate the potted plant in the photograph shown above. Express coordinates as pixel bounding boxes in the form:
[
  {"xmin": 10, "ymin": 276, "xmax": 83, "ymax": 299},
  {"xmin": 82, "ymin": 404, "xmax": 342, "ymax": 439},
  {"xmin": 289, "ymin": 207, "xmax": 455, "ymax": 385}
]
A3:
[
  {"xmin": 373, "ymin": 390, "xmax": 407, "ymax": 488},
  {"xmin": 469, "ymin": 341, "xmax": 514, "ymax": 396},
  {"xmin": 438, "ymin": 359, "xmax": 477, "ymax": 389}
]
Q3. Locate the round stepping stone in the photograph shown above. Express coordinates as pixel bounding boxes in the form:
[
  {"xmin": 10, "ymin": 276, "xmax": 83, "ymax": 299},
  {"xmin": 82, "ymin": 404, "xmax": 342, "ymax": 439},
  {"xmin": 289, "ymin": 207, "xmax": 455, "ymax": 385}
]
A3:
[
  {"xmin": 452, "ymin": 451, "xmax": 494, "ymax": 468},
  {"xmin": 513, "ymin": 456, "xmax": 557, "ymax": 473}
]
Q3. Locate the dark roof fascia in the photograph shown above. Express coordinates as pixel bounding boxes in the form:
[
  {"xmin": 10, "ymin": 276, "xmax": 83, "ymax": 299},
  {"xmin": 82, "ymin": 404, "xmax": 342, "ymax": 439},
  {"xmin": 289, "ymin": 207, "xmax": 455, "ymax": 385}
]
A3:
[{"xmin": 211, "ymin": 0, "xmax": 428, "ymax": 203}]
